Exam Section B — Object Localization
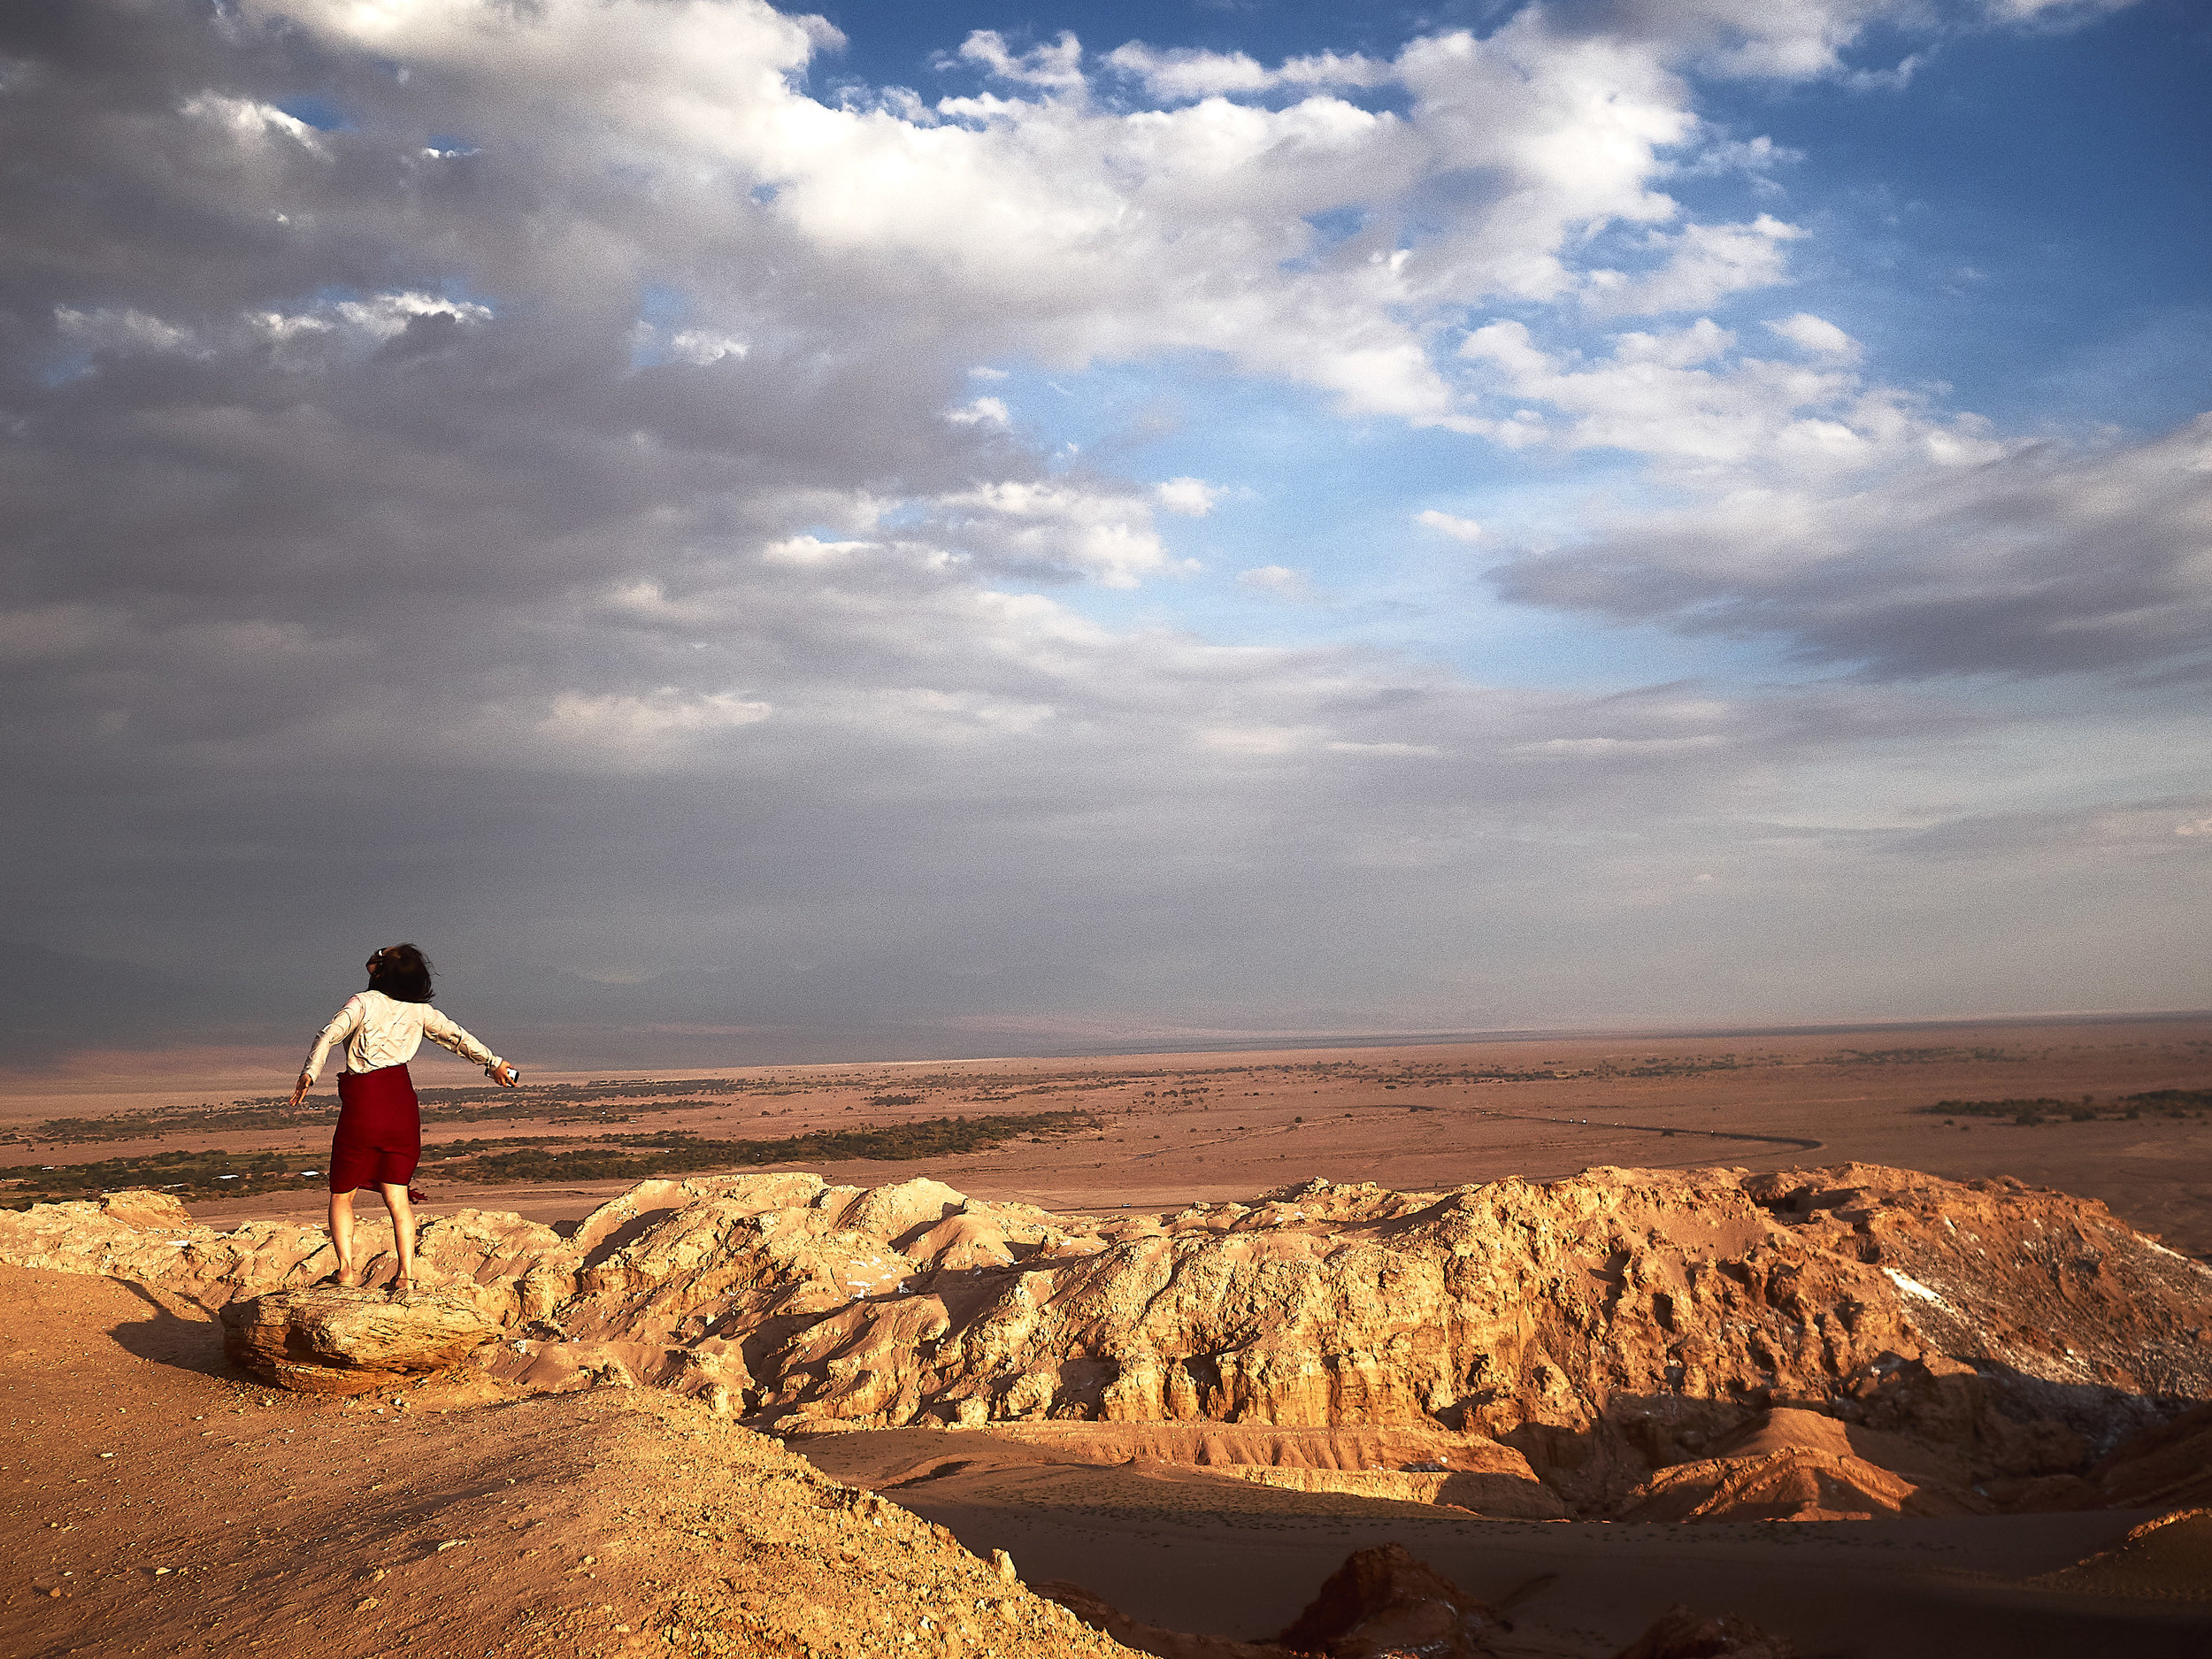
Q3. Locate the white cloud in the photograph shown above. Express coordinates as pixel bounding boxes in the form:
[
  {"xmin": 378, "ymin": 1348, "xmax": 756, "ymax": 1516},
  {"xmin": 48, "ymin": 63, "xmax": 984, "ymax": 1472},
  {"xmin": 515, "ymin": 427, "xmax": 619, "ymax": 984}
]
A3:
[
  {"xmin": 1103, "ymin": 43, "xmax": 1273, "ymax": 98},
  {"xmin": 1586, "ymin": 216, "xmax": 1806, "ymax": 316},
  {"xmin": 1840, "ymin": 51, "xmax": 1929, "ymax": 93},
  {"xmin": 250, "ymin": 310, "xmax": 334, "ymax": 342},
  {"xmin": 946, "ymin": 396, "xmax": 1010, "ymax": 426},
  {"xmin": 1677, "ymin": 134, "xmax": 1803, "ymax": 179},
  {"xmin": 332, "ymin": 290, "xmax": 494, "ymax": 339},
  {"xmin": 216, "ymin": 0, "xmax": 2023, "ymax": 441},
  {"xmin": 1415, "ymin": 510, "xmax": 1484, "ymax": 542},
  {"xmin": 670, "ymin": 329, "xmax": 748, "ymax": 365},
  {"xmin": 1102, "ymin": 42, "xmax": 1392, "ymax": 101},
  {"xmin": 1457, "ymin": 315, "xmax": 1999, "ymax": 476},
  {"xmin": 930, "ymin": 480, "xmax": 1187, "ymax": 588},
  {"xmin": 1982, "ymin": 0, "xmax": 2136, "ymax": 22},
  {"xmin": 1155, "ymin": 477, "xmax": 1218, "ymax": 517},
  {"xmin": 1765, "ymin": 311, "xmax": 1861, "ymax": 357},
  {"xmin": 957, "ymin": 29, "xmax": 1087, "ymax": 90},
  {"xmin": 1641, "ymin": 0, "xmax": 1919, "ymax": 81},
  {"xmin": 180, "ymin": 92, "xmax": 325, "ymax": 151},
  {"xmin": 242, "ymin": 0, "xmax": 1861, "ymax": 429}
]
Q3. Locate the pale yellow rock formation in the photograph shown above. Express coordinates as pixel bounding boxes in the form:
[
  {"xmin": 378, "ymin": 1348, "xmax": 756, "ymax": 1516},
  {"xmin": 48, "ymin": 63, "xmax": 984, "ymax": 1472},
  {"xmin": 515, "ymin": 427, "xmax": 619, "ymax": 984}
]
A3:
[{"xmin": 4, "ymin": 1162, "xmax": 2208, "ymax": 1516}]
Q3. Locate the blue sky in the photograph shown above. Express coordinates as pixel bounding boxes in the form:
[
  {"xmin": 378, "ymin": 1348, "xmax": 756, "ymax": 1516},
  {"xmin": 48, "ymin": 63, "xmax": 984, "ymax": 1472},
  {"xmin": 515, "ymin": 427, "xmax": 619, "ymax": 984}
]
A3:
[
  {"xmin": 812, "ymin": 0, "xmax": 2212, "ymax": 687},
  {"xmin": 1, "ymin": 0, "xmax": 2207, "ymax": 1070},
  {"xmin": 806, "ymin": 0, "xmax": 2211, "ymax": 428}
]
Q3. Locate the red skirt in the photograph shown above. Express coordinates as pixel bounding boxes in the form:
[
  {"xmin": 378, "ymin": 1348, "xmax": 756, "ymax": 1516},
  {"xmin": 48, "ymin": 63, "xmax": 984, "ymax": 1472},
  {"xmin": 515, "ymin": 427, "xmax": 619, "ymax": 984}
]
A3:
[{"xmin": 329, "ymin": 1064, "xmax": 421, "ymax": 1192}]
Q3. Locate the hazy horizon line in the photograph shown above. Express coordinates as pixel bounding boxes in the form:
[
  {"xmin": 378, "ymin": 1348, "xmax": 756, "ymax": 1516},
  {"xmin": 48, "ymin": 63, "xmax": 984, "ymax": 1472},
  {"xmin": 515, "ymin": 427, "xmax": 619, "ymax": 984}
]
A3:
[{"xmin": 7, "ymin": 1005, "xmax": 2207, "ymax": 1108}]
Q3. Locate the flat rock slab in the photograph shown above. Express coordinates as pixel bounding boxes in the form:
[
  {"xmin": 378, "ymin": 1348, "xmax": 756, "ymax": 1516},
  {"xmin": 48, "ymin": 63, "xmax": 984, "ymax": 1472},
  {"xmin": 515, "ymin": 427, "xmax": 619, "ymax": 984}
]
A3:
[{"xmin": 221, "ymin": 1286, "xmax": 495, "ymax": 1394}]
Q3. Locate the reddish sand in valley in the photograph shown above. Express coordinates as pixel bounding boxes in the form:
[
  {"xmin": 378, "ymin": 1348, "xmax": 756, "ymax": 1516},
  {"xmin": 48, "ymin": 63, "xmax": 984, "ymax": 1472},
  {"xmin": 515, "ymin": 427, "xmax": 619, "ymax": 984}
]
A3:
[{"xmin": 793, "ymin": 1426, "xmax": 2208, "ymax": 1657}]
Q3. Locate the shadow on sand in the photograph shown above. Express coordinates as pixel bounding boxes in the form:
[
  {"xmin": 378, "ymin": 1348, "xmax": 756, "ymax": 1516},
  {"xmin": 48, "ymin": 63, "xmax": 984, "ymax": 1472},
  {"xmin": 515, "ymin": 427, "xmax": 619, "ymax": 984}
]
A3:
[{"xmin": 107, "ymin": 1280, "xmax": 234, "ymax": 1380}]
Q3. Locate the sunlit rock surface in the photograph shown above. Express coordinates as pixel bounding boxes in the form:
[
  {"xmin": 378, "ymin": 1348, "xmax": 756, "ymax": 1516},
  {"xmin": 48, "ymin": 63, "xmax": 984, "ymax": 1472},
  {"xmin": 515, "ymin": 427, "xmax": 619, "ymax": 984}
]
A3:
[
  {"xmin": 5, "ymin": 1162, "xmax": 2208, "ymax": 1516},
  {"xmin": 221, "ymin": 1286, "xmax": 496, "ymax": 1394}
]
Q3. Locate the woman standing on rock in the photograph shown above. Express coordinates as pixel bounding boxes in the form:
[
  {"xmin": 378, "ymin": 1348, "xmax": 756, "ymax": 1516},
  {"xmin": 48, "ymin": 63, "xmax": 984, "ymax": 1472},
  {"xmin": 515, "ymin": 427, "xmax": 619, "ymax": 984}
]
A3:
[{"xmin": 288, "ymin": 943, "xmax": 518, "ymax": 1295}]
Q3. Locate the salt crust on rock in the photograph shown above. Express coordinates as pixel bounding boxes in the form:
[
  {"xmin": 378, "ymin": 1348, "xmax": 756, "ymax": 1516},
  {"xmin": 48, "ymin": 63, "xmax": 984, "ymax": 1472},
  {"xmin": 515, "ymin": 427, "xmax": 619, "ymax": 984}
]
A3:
[{"xmin": 4, "ymin": 1163, "xmax": 2208, "ymax": 1517}]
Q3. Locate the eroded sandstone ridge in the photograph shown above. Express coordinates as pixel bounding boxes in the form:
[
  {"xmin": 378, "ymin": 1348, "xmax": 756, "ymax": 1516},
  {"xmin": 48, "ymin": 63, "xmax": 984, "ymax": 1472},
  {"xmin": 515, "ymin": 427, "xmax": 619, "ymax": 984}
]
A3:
[{"xmin": 5, "ymin": 1164, "xmax": 2208, "ymax": 1515}]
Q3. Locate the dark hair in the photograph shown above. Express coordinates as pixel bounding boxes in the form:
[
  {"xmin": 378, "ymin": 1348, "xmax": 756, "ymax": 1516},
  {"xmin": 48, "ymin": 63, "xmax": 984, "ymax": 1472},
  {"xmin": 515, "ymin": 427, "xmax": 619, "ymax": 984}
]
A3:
[{"xmin": 365, "ymin": 942, "xmax": 434, "ymax": 1003}]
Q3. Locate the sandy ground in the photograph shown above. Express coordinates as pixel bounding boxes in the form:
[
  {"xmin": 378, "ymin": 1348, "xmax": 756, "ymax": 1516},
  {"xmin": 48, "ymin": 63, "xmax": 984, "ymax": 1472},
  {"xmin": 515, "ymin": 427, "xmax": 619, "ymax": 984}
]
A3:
[
  {"xmin": 4, "ymin": 1265, "xmax": 2207, "ymax": 1659},
  {"xmin": 793, "ymin": 1429, "xmax": 2212, "ymax": 1659},
  {"xmin": 0, "ymin": 1266, "xmax": 1133, "ymax": 1659},
  {"xmin": 12, "ymin": 1017, "xmax": 2207, "ymax": 1254}
]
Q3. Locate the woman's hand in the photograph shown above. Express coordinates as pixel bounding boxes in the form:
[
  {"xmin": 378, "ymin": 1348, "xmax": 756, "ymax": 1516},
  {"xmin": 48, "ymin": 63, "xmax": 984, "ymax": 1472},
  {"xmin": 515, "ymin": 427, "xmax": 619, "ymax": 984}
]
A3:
[
  {"xmin": 288, "ymin": 1071, "xmax": 313, "ymax": 1110},
  {"xmin": 491, "ymin": 1062, "xmax": 519, "ymax": 1088}
]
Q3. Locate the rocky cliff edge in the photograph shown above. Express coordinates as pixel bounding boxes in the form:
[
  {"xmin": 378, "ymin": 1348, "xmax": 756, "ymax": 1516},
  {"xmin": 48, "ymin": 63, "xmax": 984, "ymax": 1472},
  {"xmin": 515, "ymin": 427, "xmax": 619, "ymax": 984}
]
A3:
[{"xmin": 4, "ymin": 1163, "xmax": 2207, "ymax": 1516}]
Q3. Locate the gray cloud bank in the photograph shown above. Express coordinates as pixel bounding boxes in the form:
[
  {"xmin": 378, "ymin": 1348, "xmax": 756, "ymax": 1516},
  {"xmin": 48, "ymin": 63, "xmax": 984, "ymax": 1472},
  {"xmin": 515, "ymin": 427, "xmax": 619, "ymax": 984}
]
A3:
[
  {"xmin": 1489, "ymin": 418, "xmax": 2212, "ymax": 681},
  {"xmin": 2, "ymin": 2, "xmax": 2208, "ymax": 1072}
]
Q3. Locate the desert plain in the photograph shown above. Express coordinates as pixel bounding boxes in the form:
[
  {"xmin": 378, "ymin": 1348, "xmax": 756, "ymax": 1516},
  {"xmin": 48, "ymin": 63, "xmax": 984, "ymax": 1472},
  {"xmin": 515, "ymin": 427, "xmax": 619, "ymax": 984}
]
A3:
[{"xmin": 2, "ymin": 1013, "xmax": 2208, "ymax": 1659}]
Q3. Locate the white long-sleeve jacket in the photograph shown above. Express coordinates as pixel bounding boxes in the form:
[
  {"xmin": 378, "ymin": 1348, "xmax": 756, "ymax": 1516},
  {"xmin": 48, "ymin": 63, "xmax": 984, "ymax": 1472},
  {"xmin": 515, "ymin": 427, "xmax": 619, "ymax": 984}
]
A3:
[{"xmin": 302, "ymin": 990, "xmax": 506, "ymax": 1083}]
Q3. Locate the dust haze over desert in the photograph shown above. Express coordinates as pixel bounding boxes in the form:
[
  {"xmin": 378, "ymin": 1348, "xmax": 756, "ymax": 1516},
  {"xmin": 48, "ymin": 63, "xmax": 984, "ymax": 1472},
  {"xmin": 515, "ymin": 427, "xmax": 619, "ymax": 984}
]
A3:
[{"xmin": 4, "ymin": 1, "xmax": 2211, "ymax": 1657}]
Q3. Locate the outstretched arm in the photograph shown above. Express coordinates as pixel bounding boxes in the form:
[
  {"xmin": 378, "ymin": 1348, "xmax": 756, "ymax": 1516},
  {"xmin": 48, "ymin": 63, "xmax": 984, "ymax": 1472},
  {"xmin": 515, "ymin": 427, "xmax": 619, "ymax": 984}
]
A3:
[
  {"xmin": 422, "ymin": 1006, "xmax": 518, "ymax": 1086},
  {"xmin": 291, "ymin": 996, "xmax": 365, "ymax": 1107}
]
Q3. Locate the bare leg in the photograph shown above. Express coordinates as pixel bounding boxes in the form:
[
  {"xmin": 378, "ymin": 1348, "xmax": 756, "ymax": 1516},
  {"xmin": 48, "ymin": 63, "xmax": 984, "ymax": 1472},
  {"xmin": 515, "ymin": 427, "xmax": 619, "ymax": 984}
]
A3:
[
  {"xmin": 379, "ymin": 1182, "xmax": 417, "ymax": 1291},
  {"xmin": 328, "ymin": 1189, "xmax": 359, "ymax": 1286}
]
